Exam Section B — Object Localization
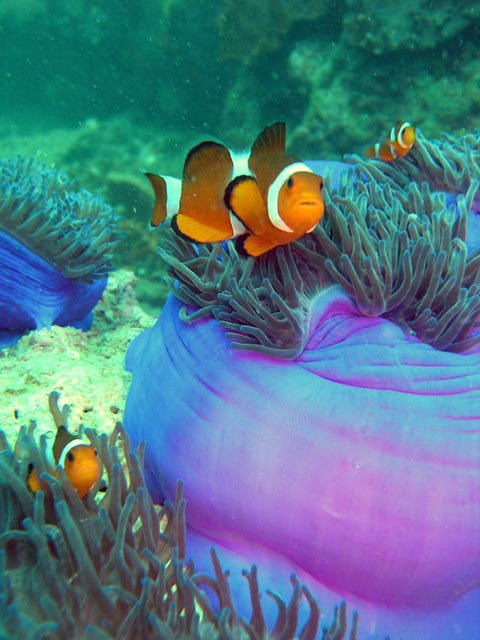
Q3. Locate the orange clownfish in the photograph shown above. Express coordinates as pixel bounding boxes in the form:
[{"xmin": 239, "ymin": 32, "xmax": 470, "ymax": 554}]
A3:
[
  {"xmin": 145, "ymin": 141, "xmax": 248, "ymax": 242},
  {"xmin": 145, "ymin": 122, "xmax": 324, "ymax": 257},
  {"xmin": 226, "ymin": 122, "xmax": 324, "ymax": 257},
  {"xmin": 364, "ymin": 121, "xmax": 415, "ymax": 162},
  {"xmin": 27, "ymin": 400, "xmax": 99, "ymax": 499}
]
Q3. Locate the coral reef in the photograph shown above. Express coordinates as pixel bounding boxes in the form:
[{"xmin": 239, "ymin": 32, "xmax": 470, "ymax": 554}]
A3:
[
  {"xmin": 216, "ymin": 0, "xmax": 326, "ymax": 63},
  {"xmin": 3, "ymin": 0, "xmax": 480, "ymax": 167},
  {"xmin": 342, "ymin": 0, "xmax": 479, "ymax": 54},
  {"xmin": 0, "ymin": 156, "xmax": 120, "ymax": 347},
  {"xmin": 123, "ymin": 132, "xmax": 480, "ymax": 640},
  {"xmin": 0, "ymin": 397, "xmax": 357, "ymax": 639}
]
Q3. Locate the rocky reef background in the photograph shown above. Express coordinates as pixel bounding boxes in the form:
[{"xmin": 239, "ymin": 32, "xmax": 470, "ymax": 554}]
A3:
[{"xmin": 1, "ymin": 0, "xmax": 479, "ymax": 313}]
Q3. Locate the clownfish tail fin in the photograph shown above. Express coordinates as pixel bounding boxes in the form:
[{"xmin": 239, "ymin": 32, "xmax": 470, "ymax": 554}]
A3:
[{"xmin": 145, "ymin": 173, "xmax": 168, "ymax": 227}]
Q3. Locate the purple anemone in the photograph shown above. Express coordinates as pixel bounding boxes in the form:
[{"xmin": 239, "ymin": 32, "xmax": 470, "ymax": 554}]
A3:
[
  {"xmin": 124, "ymin": 131, "xmax": 480, "ymax": 639},
  {"xmin": 0, "ymin": 156, "xmax": 119, "ymax": 347}
]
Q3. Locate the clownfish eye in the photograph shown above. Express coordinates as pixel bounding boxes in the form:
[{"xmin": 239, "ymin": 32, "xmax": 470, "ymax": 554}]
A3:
[
  {"xmin": 67, "ymin": 452, "xmax": 74, "ymax": 463},
  {"xmin": 319, "ymin": 181, "xmax": 324, "ymax": 190},
  {"xmin": 287, "ymin": 176, "xmax": 294, "ymax": 188},
  {"xmin": 94, "ymin": 449, "xmax": 98, "ymax": 456}
]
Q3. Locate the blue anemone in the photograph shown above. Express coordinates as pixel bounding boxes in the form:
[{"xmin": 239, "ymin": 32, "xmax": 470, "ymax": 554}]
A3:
[
  {"xmin": 0, "ymin": 156, "xmax": 119, "ymax": 347},
  {"xmin": 124, "ymin": 130, "xmax": 480, "ymax": 640}
]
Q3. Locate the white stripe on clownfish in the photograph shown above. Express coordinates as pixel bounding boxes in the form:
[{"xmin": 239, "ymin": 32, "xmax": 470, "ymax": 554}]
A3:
[
  {"xmin": 162, "ymin": 176, "xmax": 182, "ymax": 222},
  {"xmin": 267, "ymin": 162, "xmax": 315, "ymax": 233},
  {"xmin": 58, "ymin": 438, "xmax": 88, "ymax": 468},
  {"xmin": 396, "ymin": 122, "xmax": 413, "ymax": 148},
  {"xmin": 229, "ymin": 211, "xmax": 246, "ymax": 236}
]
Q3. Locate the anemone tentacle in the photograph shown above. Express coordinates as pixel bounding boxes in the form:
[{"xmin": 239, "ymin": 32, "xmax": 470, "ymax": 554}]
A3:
[
  {"xmin": 346, "ymin": 130, "xmax": 480, "ymax": 210},
  {"xmin": 0, "ymin": 397, "xmax": 357, "ymax": 639},
  {"xmin": 307, "ymin": 170, "xmax": 480, "ymax": 351},
  {"xmin": 0, "ymin": 156, "xmax": 120, "ymax": 284},
  {"xmin": 158, "ymin": 131, "xmax": 480, "ymax": 356}
]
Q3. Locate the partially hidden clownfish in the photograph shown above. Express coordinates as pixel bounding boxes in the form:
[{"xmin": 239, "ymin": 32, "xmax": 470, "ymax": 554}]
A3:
[
  {"xmin": 27, "ymin": 392, "xmax": 99, "ymax": 499},
  {"xmin": 145, "ymin": 122, "xmax": 324, "ymax": 257},
  {"xmin": 364, "ymin": 121, "xmax": 415, "ymax": 162}
]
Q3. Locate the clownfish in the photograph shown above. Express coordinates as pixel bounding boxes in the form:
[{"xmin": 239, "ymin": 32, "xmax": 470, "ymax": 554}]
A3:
[
  {"xmin": 145, "ymin": 122, "xmax": 324, "ymax": 257},
  {"xmin": 364, "ymin": 121, "xmax": 415, "ymax": 162},
  {"xmin": 27, "ymin": 395, "xmax": 99, "ymax": 498},
  {"xmin": 226, "ymin": 122, "xmax": 324, "ymax": 257},
  {"xmin": 145, "ymin": 141, "xmax": 248, "ymax": 241}
]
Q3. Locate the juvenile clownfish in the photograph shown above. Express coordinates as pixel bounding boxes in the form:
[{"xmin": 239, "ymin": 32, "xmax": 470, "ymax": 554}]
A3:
[
  {"xmin": 364, "ymin": 121, "xmax": 415, "ymax": 162},
  {"xmin": 27, "ymin": 393, "xmax": 99, "ymax": 498},
  {"xmin": 145, "ymin": 141, "xmax": 248, "ymax": 241},
  {"xmin": 225, "ymin": 122, "xmax": 325, "ymax": 257}
]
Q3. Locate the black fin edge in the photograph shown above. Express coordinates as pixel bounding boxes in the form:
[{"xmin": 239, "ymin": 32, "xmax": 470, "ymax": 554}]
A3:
[
  {"xmin": 224, "ymin": 175, "xmax": 256, "ymax": 235},
  {"xmin": 235, "ymin": 234, "xmax": 250, "ymax": 257},
  {"xmin": 171, "ymin": 214, "xmax": 199, "ymax": 244},
  {"xmin": 183, "ymin": 140, "xmax": 229, "ymax": 180}
]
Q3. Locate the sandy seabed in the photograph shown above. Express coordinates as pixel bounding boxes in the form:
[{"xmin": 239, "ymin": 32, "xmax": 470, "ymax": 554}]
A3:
[{"xmin": 0, "ymin": 269, "xmax": 154, "ymax": 446}]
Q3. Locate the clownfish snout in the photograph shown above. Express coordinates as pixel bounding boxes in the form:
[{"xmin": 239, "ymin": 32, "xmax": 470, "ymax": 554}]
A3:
[{"xmin": 63, "ymin": 445, "xmax": 99, "ymax": 498}]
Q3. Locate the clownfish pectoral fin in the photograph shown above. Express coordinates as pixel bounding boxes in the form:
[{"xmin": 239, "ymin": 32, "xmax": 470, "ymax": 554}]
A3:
[
  {"xmin": 172, "ymin": 213, "xmax": 233, "ymax": 244},
  {"xmin": 224, "ymin": 176, "xmax": 267, "ymax": 236},
  {"xmin": 238, "ymin": 233, "xmax": 277, "ymax": 258},
  {"xmin": 145, "ymin": 173, "xmax": 168, "ymax": 226}
]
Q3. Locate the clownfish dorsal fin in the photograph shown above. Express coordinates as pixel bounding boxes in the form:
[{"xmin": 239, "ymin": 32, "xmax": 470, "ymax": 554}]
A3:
[
  {"xmin": 175, "ymin": 141, "xmax": 235, "ymax": 243},
  {"xmin": 145, "ymin": 173, "xmax": 168, "ymax": 226},
  {"xmin": 224, "ymin": 175, "xmax": 266, "ymax": 236},
  {"xmin": 182, "ymin": 140, "xmax": 233, "ymax": 183},
  {"xmin": 249, "ymin": 122, "xmax": 286, "ymax": 163},
  {"xmin": 248, "ymin": 123, "xmax": 297, "ymax": 196},
  {"xmin": 52, "ymin": 425, "xmax": 77, "ymax": 465}
]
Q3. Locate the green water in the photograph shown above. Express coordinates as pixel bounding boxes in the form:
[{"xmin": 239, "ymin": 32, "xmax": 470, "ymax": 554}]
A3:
[{"xmin": 1, "ymin": 0, "xmax": 479, "ymax": 312}]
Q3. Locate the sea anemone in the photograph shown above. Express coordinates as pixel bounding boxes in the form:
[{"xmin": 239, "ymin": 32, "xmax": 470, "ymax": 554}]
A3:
[
  {"xmin": 124, "ymin": 130, "xmax": 480, "ymax": 639},
  {"xmin": 0, "ymin": 156, "xmax": 120, "ymax": 348},
  {"xmin": 0, "ymin": 394, "xmax": 356, "ymax": 639}
]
